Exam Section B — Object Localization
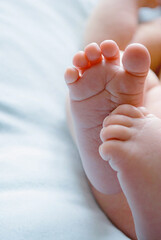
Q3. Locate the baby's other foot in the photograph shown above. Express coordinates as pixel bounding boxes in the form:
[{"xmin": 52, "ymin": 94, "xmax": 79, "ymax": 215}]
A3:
[
  {"xmin": 100, "ymin": 104, "xmax": 161, "ymax": 239},
  {"xmin": 65, "ymin": 40, "xmax": 150, "ymax": 194}
]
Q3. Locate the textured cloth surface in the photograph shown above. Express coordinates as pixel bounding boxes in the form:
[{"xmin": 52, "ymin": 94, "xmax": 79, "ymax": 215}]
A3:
[{"xmin": 0, "ymin": 0, "xmax": 129, "ymax": 239}]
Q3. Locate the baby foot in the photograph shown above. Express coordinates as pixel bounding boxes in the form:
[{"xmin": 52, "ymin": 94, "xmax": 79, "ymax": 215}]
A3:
[
  {"xmin": 64, "ymin": 40, "xmax": 150, "ymax": 194},
  {"xmin": 100, "ymin": 104, "xmax": 161, "ymax": 239}
]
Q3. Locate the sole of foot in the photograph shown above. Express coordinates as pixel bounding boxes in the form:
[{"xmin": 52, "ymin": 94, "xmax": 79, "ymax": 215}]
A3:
[
  {"xmin": 65, "ymin": 40, "xmax": 150, "ymax": 194},
  {"xmin": 100, "ymin": 104, "xmax": 161, "ymax": 239}
]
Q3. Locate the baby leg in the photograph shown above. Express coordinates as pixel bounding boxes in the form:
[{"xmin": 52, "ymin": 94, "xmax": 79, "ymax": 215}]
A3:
[
  {"xmin": 84, "ymin": 0, "xmax": 160, "ymax": 48},
  {"xmin": 66, "ymin": 1, "xmax": 161, "ymax": 239},
  {"xmin": 132, "ymin": 17, "xmax": 161, "ymax": 74}
]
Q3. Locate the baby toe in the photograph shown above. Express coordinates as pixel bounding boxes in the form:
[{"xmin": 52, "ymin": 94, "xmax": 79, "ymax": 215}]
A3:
[
  {"xmin": 99, "ymin": 140, "xmax": 125, "ymax": 164},
  {"xmin": 73, "ymin": 51, "xmax": 90, "ymax": 69},
  {"xmin": 100, "ymin": 40, "xmax": 120, "ymax": 64},
  {"xmin": 110, "ymin": 104, "xmax": 145, "ymax": 119},
  {"xmin": 99, "ymin": 139, "xmax": 132, "ymax": 172},
  {"xmin": 84, "ymin": 42, "xmax": 102, "ymax": 64},
  {"xmin": 103, "ymin": 114, "xmax": 133, "ymax": 128},
  {"xmin": 100, "ymin": 125, "xmax": 131, "ymax": 142},
  {"xmin": 122, "ymin": 43, "xmax": 151, "ymax": 77},
  {"xmin": 64, "ymin": 67, "xmax": 79, "ymax": 84}
]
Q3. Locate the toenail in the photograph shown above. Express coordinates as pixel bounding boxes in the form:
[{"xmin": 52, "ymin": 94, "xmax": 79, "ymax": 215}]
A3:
[
  {"xmin": 99, "ymin": 145, "xmax": 111, "ymax": 161},
  {"xmin": 108, "ymin": 158, "xmax": 115, "ymax": 169},
  {"xmin": 100, "ymin": 128, "xmax": 106, "ymax": 142},
  {"xmin": 103, "ymin": 116, "xmax": 109, "ymax": 127}
]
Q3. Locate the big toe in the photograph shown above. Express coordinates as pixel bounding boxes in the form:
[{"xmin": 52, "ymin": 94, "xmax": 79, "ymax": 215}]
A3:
[{"xmin": 122, "ymin": 43, "xmax": 151, "ymax": 77}]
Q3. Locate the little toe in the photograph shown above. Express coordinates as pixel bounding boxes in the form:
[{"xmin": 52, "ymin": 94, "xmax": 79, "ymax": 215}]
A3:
[
  {"xmin": 103, "ymin": 114, "xmax": 133, "ymax": 128},
  {"xmin": 84, "ymin": 43, "xmax": 102, "ymax": 64},
  {"xmin": 99, "ymin": 139, "xmax": 132, "ymax": 172},
  {"xmin": 100, "ymin": 40, "xmax": 120, "ymax": 64},
  {"xmin": 100, "ymin": 125, "xmax": 131, "ymax": 142},
  {"xmin": 64, "ymin": 67, "xmax": 79, "ymax": 84},
  {"xmin": 73, "ymin": 51, "xmax": 90, "ymax": 69},
  {"xmin": 110, "ymin": 104, "xmax": 145, "ymax": 119},
  {"xmin": 99, "ymin": 140, "xmax": 125, "ymax": 164},
  {"xmin": 122, "ymin": 43, "xmax": 151, "ymax": 77}
]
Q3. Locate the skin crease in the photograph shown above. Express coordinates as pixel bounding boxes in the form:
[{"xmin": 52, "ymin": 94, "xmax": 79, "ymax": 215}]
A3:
[
  {"xmin": 99, "ymin": 104, "xmax": 161, "ymax": 240},
  {"xmin": 65, "ymin": 0, "xmax": 161, "ymax": 239},
  {"xmin": 65, "ymin": 43, "xmax": 161, "ymax": 239},
  {"xmin": 65, "ymin": 41, "xmax": 151, "ymax": 193}
]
